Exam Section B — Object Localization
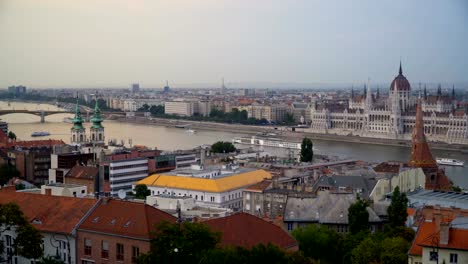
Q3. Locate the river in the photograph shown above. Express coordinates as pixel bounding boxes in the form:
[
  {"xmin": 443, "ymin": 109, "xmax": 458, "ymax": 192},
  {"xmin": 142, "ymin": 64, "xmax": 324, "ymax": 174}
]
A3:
[{"xmin": 1, "ymin": 101, "xmax": 467, "ymax": 188}]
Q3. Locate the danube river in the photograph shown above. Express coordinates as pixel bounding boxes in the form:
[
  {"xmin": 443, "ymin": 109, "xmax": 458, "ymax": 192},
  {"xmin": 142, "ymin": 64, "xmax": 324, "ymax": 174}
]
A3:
[{"xmin": 2, "ymin": 101, "xmax": 467, "ymax": 188}]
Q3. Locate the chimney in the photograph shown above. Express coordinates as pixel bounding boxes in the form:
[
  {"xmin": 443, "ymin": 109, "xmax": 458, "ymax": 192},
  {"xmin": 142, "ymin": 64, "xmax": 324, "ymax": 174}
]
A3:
[
  {"xmin": 45, "ymin": 188, "xmax": 52, "ymax": 196},
  {"xmin": 439, "ymin": 222, "xmax": 450, "ymax": 245}
]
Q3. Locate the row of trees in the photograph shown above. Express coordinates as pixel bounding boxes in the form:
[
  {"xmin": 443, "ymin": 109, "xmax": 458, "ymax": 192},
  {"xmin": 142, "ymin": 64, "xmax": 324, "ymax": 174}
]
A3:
[
  {"xmin": 211, "ymin": 141, "xmax": 236, "ymax": 153},
  {"xmin": 293, "ymin": 187, "xmax": 412, "ymax": 264}
]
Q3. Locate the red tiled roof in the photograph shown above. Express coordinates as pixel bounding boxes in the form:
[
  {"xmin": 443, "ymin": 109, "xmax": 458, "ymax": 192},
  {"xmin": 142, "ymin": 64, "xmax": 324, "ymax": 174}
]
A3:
[
  {"xmin": 7, "ymin": 139, "xmax": 65, "ymax": 148},
  {"xmin": 409, "ymin": 221, "xmax": 435, "ymax": 256},
  {"xmin": 66, "ymin": 165, "xmax": 99, "ymax": 180},
  {"xmin": 411, "ymin": 221, "xmax": 468, "ymax": 255},
  {"xmin": 204, "ymin": 212, "xmax": 297, "ymax": 250},
  {"xmin": 0, "ymin": 191, "xmax": 97, "ymax": 234},
  {"xmin": 78, "ymin": 199, "xmax": 176, "ymax": 240}
]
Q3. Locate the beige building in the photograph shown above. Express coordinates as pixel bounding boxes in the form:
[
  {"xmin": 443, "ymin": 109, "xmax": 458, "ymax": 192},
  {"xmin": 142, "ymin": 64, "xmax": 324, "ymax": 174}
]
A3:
[
  {"xmin": 247, "ymin": 104, "xmax": 290, "ymax": 122},
  {"xmin": 165, "ymin": 101, "xmax": 195, "ymax": 116},
  {"xmin": 369, "ymin": 167, "xmax": 426, "ymax": 202}
]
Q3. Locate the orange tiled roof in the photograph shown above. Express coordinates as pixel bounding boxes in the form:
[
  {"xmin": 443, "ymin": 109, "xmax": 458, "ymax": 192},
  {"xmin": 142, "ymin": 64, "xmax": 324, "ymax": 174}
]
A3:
[
  {"xmin": 204, "ymin": 212, "xmax": 297, "ymax": 250},
  {"xmin": 415, "ymin": 222, "xmax": 468, "ymax": 252},
  {"xmin": 409, "ymin": 221, "xmax": 435, "ymax": 256},
  {"xmin": 407, "ymin": 208, "xmax": 416, "ymax": 217},
  {"xmin": 0, "ymin": 190, "xmax": 97, "ymax": 234},
  {"xmin": 78, "ymin": 199, "xmax": 176, "ymax": 240}
]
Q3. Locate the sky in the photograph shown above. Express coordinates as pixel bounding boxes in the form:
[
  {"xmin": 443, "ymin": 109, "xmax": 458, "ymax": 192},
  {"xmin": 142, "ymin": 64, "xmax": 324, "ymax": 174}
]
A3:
[{"xmin": 0, "ymin": 0, "xmax": 467, "ymax": 88}]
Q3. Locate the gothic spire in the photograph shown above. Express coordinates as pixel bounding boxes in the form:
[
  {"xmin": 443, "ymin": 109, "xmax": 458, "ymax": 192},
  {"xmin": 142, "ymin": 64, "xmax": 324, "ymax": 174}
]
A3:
[
  {"xmin": 408, "ymin": 98, "xmax": 437, "ymax": 168},
  {"xmin": 399, "ymin": 60, "xmax": 403, "ymax": 75},
  {"xmin": 452, "ymin": 84, "xmax": 455, "ymax": 99}
]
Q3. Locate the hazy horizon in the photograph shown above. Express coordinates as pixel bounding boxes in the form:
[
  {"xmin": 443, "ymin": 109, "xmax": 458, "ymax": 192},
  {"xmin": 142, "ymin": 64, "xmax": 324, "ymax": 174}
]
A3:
[{"xmin": 1, "ymin": 0, "xmax": 467, "ymax": 88}]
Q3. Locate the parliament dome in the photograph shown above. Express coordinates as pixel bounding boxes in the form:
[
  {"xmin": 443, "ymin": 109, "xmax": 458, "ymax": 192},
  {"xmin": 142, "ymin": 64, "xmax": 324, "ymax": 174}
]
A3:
[{"xmin": 390, "ymin": 62, "xmax": 411, "ymax": 91}]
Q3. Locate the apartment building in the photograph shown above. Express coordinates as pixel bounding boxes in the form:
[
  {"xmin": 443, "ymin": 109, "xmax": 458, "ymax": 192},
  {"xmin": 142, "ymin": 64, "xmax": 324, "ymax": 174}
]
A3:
[{"xmin": 164, "ymin": 101, "xmax": 195, "ymax": 116}]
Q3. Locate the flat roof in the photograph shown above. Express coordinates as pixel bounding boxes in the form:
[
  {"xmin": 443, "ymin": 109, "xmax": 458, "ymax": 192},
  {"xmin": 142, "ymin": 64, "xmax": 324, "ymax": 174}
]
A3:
[{"xmin": 408, "ymin": 190, "xmax": 468, "ymax": 209}]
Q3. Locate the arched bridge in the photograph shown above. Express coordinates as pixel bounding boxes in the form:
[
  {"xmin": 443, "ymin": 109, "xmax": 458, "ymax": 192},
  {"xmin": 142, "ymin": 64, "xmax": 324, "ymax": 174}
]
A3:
[
  {"xmin": 0, "ymin": 110, "xmax": 74, "ymax": 123},
  {"xmin": 0, "ymin": 110, "xmax": 131, "ymax": 123}
]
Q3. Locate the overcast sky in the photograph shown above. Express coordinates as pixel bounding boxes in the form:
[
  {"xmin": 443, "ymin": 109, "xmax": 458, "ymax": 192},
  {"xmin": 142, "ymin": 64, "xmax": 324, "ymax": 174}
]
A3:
[{"xmin": 1, "ymin": 0, "xmax": 467, "ymax": 88}]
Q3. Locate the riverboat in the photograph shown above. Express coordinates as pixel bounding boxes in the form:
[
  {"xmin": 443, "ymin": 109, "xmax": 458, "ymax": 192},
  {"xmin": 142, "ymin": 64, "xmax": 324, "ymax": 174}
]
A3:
[
  {"xmin": 31, "ymin": 131, "xmax": 50, "ymax": 137},
  {"xmin": 436, "ymin": 158, "xmax": 465, "ymax": 167},
  {"xmin": 232, "ymin": 136, "xmax": 301, "ymax": 150}
]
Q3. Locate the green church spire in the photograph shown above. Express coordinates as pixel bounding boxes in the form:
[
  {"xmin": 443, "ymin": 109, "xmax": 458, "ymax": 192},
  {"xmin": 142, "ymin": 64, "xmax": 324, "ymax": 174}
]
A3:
[
  {"xmin": 72, "ymin": 98, "xmax": 84, "ymax": 130},
  {"xmin": 91, "ymin": 100, "xmax": 103, "ymax": 129}
]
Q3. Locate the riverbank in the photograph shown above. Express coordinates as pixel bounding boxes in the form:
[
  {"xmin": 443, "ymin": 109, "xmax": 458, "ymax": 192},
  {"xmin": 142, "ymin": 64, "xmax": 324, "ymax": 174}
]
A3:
[{"xmin": 115, "ymin": 117, "xmax": 468, "ymax": 153}]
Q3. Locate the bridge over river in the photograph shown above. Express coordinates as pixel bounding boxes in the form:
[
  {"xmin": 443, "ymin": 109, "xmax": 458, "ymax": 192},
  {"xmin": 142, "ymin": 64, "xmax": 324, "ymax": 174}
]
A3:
[{"xmin": 0, "ymin": 110, "xmax": 146, "ymax": 122}]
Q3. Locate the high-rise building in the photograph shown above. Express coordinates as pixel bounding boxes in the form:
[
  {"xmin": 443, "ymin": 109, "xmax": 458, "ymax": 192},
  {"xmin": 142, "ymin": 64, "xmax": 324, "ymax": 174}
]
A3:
[
  {"xmin": 163, "ymin": 80, "xmax": 170, "ymax": 93},
  {"xmin": 131, "ymin": 83, "xmax": 140, "ymax": 93}
]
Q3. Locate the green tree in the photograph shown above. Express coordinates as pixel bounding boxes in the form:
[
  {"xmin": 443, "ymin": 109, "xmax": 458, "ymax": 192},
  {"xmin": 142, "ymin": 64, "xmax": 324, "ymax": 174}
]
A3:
[
  {"xmin": 387, "ymin": 186, "xmax": 408, "ymax": 228},
  {"xmin": 138, "ymin": 221, "xmax": 221, "ymax": 264},
  {"xmin": 7, "ymin": 131, "xmax": 16, "ymax": 140},
  {"xmin": 137, "ymin": 104, "xmax": 150, "ymax": 112},
  {"xmin": 293, "ymin": 224, "xmax": 343, "ymax": 263},
  {"xmin": 15, "ymin": 223, "xmax": 44, "ymax": 259},
  {"xmin": 0, "ymin": 203, "xmax": 44, "ymax": 260},
  {"xmin": 149, "ymin": 105, "xmax": 165, "ymax": 116},
  {"xmin": 348, "ymin": 198, "xmax": 369, "ymax": 234},
  {"xmin": 0, "ymin": 164, "xmax": 20, "ymax": 186},
  {"xmin": 134, "ymin": 184, "xmax": 151, "ymax": 199},
  {"xmin": 211, "ymin": 141, "xmax": 236, "ymax": 153},
  {"xmin": 380, "ymin": 237, "xmax": 410, "ymax": 264},
  {"xmin": 283, "ymin": 113, "xmax": 295, "ymax": 125},
  {"xmin": 350, "ymin": 236, "xmax": 381, "ymax": 264},
  {"xmin": 300, "ymin": 137, "xmax": 313, "ymax": 162}
]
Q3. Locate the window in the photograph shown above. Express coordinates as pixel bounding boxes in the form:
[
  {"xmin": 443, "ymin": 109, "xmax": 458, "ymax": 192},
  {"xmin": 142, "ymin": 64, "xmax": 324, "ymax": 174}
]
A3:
[
  {"xmin": 132, "ymin": 246, "xmax": 140, "ymax": 263},
  {"xmin": 116, "ymin": 243, "xmax": 124, "ymax": 261},
  {"xmin": 450, "ymin": 253, "xmax": 458, "ymax": 263},
  {"xmin": 246, "ymin": 193, "xmax": 250, "ymax": 200},
  {"xmin": 84, "ymin": 239, "xmax": 92, "ymax": 255},
  {"xmin": 287, "ymin": 223, "xmax": 293, "ymax": 231},
  {"xmin": 245, "ymin": 204, "xmax": 250, "ymax": 210},
  {"xmin": 429, "ymin": 251, "xmax": 438, "ymax": 261},
  {"xmin": 101, "ymin": 241, "xmax": 109, "ymax": 259}
]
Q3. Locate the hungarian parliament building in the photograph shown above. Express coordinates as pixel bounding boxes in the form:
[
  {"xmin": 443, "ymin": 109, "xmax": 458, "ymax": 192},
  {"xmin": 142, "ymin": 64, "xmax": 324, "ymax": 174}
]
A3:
[{"xmin": 308, "ymin": 64, "xmax": 468, "ymax": 144}]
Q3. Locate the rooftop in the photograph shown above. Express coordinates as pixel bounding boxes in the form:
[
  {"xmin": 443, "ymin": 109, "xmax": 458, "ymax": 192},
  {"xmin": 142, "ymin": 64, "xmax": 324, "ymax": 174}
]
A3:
[
  {"xmin": 408, "ymin": 190, "xmax": 468, "ymax": 209},
  {"xmin": 65, "ymin": 165, "xmax": 99, "ymax": 180},
  {"xmin": 204, "ymin": 212, "xmax": 297, "ymax": 250},
  {"xmin": 0, "ymin": 190, "xmax": 97, "ymax": 234},
  {"xmin": 78, "ymin": 198, "xmax": 176, "ymax": 240},
  {"xmin": 137, "ymin": 169, "xmax": 271, "ymax": 193}
]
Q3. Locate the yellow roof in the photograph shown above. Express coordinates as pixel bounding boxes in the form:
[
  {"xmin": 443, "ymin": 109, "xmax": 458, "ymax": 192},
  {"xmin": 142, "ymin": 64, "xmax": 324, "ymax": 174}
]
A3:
[{"xmin": 137, "ymin": 169, "xmax": 272, "ymax": 193}]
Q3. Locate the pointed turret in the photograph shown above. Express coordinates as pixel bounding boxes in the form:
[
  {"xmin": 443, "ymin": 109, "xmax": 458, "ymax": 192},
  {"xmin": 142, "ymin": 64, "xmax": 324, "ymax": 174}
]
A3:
[
  {"xmin": 452, "ymin": 85, "xmax": 455, "ymax": 99},
  {"xmin": 351, "ymin": 86, "xmax": 354, "ymax": 99},
  {"xmin": 365, "ymin": 78, "xmax": 372, "ymax": 110},
  {"xmin": 399, "ymin": 60, "xmax": 403, "ymax": 75},
  {"xmin": 408, "ymin": 98, "xmax": 437, "ymax": 168},
  {"xmin": 424, "ymin": 84, "xmax": 427, "ymax": 99}
]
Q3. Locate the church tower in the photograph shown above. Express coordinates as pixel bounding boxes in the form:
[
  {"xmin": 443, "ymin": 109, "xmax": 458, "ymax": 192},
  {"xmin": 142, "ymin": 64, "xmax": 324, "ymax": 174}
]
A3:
[
  {"xmin": 408, "ymin": 97, "xmax": 451, "ymax": 190},
  {"xmin": 90, "ymin": 100, "xmax": 105, "ymax": 145},
  {"xmin": 71, "ymin": 99, "xmax": 87, "ymax": 145}
]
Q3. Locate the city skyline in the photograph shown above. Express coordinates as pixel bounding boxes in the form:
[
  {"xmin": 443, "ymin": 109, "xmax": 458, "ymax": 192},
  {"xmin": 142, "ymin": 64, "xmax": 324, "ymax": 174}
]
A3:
[{"xmin": 1, "ymin": 0, "xmax": 467, "ymax": 88}]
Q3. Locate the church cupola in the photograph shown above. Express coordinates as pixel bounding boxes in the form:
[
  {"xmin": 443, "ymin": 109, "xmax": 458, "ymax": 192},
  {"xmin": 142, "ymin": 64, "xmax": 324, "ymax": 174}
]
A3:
[
  {"xmin": 90, "ymin": 100, "xmax": 105, "ymax": 145},
  {"xmin": 71, "ymin": 99, "xmax": 87, "ymax": 145}
]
